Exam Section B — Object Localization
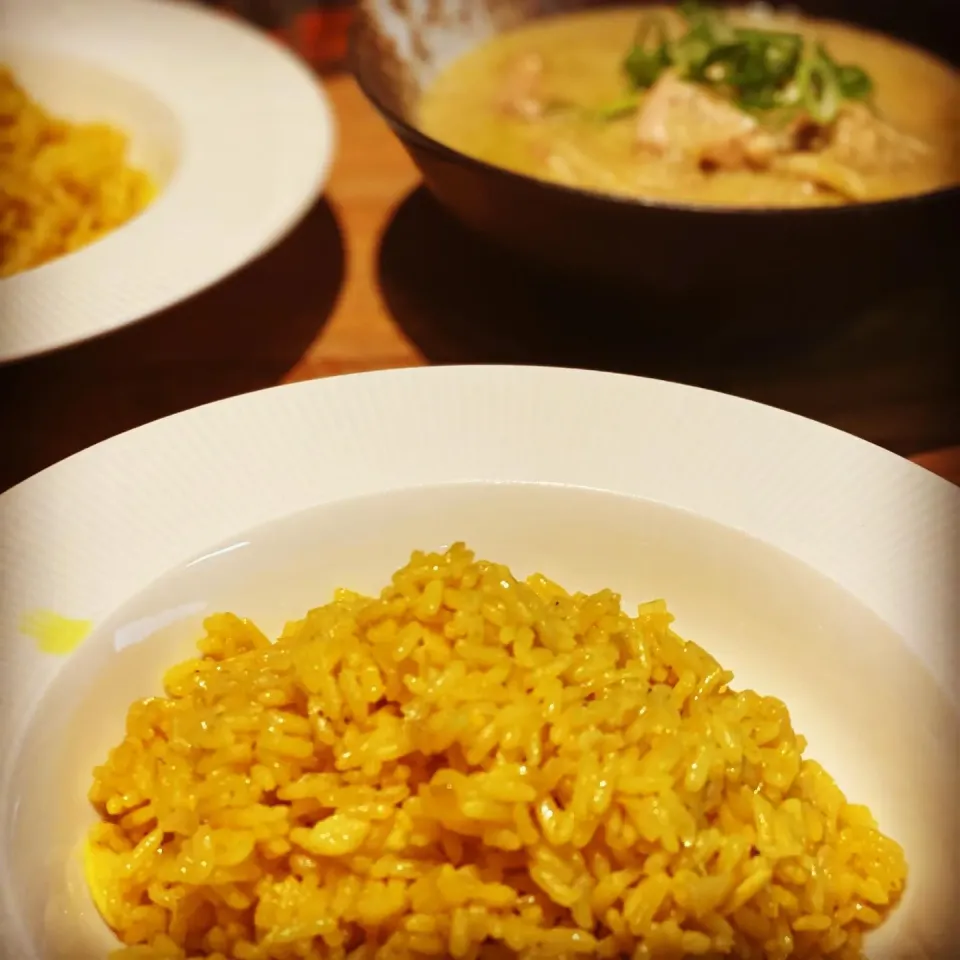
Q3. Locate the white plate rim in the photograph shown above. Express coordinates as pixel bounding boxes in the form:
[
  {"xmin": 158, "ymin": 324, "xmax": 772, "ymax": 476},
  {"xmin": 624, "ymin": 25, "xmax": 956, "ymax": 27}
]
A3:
[
  {"xmin": 0, "ymin": 0, "xmax": 337, "ymax": 363},
  {"xmin": 1, "ymin": 364, "xmax": 956, "ymax": 734}
]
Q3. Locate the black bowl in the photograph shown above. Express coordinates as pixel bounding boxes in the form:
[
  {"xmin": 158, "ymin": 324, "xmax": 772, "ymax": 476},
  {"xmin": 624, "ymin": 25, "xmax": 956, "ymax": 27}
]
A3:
[{"xmin": 352, "ymin": 0, "xmax": 959, "ymax": 318}]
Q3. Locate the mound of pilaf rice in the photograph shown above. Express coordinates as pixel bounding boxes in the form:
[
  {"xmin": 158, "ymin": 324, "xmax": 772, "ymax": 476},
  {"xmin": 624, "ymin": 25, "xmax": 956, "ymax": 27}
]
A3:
[
  {"xmin": 0, "ymin": 67, "xmax": 155, "ymax": 278},
  {"xmin": 86, "ymin": 543, "xmax": 906, "ymax": 960}
]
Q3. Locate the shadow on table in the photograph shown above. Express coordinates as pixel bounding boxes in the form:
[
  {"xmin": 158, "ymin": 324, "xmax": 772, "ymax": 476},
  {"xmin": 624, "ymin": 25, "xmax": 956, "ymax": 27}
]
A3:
[
  {"xmin": 0, "ymin": 198, "xmax": 345, "ymax": 492},
  {"xmin": 378, "ymin": 186, "xmax": 960, "ymax": 456}
]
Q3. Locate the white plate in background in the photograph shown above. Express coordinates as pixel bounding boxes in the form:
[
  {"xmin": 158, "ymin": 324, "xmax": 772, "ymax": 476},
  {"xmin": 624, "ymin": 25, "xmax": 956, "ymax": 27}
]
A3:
[{"xmin": 0, "ymin": 0, "xmax": 336, "ymax": 363}]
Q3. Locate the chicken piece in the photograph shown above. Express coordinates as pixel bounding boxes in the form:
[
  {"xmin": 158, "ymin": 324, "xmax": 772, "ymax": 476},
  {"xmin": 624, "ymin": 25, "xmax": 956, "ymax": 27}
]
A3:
[
  {"xmin": 498, "ymin": 53, "xmax": 546, "ymax": 121},
  {"xmin": 697, "ymin": 111, "xmax": 831, "ymax": 170},
  {"xmin": 825, "ymin": 102, "xmax": 929, "ymax": 174},
  {"xmin": 632, "ymin": 71, "xmax": 915, "ymax": 202},
  {"xmin": 698, "ymin": 131, "xmax": 779, "ymax": 170},
  {"xmin": 635, "ymin": 70, "xmax": 758, "ymax": 159}
]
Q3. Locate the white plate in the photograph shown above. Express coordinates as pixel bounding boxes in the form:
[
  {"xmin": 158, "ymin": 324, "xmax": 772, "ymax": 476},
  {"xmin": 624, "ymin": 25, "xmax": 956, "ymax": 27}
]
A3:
[
  {"xmin": 0, "ymin": 366, "xmax": 957, "ymax": 959},
  {"xmin": 0, "ymin": 0, "xmax": 335, "ymax": 363}
]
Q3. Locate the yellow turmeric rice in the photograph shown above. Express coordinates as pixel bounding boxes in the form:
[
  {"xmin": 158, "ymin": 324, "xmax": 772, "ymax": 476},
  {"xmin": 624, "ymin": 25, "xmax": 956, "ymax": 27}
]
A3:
[
  {"xmin": 86, "ymin": 543, "xmax": 906, "ymax": 960},
  {"xmin": 0, "ymin": 66, "xmax": 155, "ymax": 278}
]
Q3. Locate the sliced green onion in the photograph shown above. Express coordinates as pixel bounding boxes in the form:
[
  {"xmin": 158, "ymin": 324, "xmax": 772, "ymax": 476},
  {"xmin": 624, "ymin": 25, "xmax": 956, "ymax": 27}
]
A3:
[
  {"xmin": 623, "ymin": 15, "xmax": 672, "ymax": 89},
  {"xmin": 593, "ymin": 94, "xmax": 643, "ymax": 121},
  {"xmin": 616, "ymin": 2, "xmax": 875, "ymax": 125},
  {"xmin": 799, "ymin": 43, "xmax": 841, "ymax": 124},
  {"xmin": 837, "ymin": 63, "xmax": 873, "ymax": 100}
]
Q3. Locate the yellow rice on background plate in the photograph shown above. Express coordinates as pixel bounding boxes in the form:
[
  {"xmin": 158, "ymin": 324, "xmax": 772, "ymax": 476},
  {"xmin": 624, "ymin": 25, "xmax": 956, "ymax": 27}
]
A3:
[
  {"xmin": 86, "ymin": 543, "xmax": 906, "ymax": 960},
  {"xmin": 0, "ymin": 66, "xmax": 155, "ymax": 279}
]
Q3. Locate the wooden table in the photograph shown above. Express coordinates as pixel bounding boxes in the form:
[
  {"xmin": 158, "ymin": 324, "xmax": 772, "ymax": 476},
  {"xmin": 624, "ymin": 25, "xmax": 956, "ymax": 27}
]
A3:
[{"xmin": 0, "ymin": 73, "xmax": 958, "ymax": 491}]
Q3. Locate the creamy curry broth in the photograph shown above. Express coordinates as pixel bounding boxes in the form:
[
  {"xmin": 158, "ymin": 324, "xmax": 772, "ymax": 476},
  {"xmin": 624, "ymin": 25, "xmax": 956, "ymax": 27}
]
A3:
[{"xmin": 417, "ymin": 6, "xmax": 960, "ymax": 207}]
